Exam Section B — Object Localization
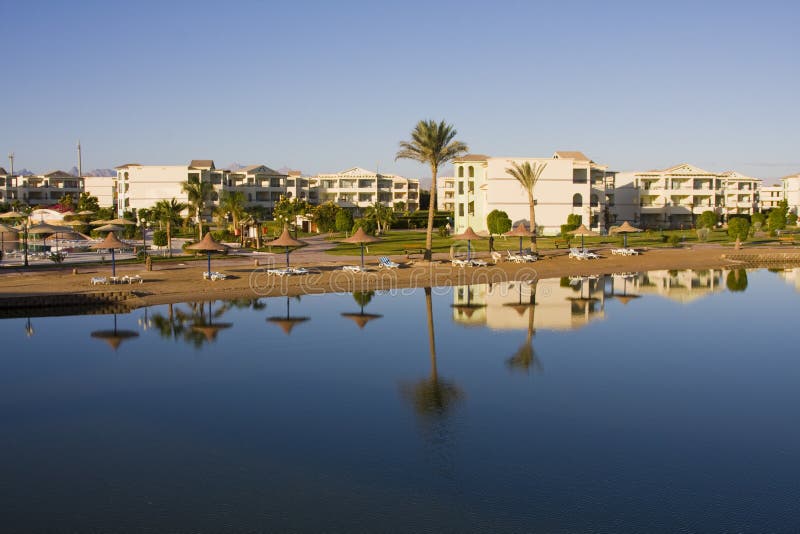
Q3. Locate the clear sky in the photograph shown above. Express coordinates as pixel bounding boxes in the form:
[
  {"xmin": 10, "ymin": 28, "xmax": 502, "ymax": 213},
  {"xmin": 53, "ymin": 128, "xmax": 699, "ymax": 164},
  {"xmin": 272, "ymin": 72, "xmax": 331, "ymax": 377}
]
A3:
[{"xmin": 2, "ymin": 0, "xmax": 798, "ymax": 183}]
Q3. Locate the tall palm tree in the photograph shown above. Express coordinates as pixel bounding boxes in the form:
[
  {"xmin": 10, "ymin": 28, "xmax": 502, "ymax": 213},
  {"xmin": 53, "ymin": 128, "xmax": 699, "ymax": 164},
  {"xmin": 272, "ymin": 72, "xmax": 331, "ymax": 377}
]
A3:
[
  {"xmin": 182, "ymin": 179, "xmax": 215, "ymax": 240},
  {"xmin": 396, "ymin": 120, "xmax": 468, "ymax": 261},
  {"xmin": 363, "ymin": 201, "xmax": 395, "ymax": 234},
  {"xmin": 215, "ymin": 190, "xmax": 247, "ymax": 235},
  {"xmin": 505, "ymin": 161, "xmax": 547, "ymax": 250},
  {"xmin": 154, "ymin": 198, "xmax": 187, "ymax": 258}
]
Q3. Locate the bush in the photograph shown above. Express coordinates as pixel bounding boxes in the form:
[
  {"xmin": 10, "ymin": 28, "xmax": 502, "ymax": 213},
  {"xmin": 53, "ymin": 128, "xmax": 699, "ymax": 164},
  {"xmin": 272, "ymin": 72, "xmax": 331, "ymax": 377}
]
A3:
[
  {"xmin": 313, "ymin": 202, "xmax": 340, "ymax": 233},
  {"xmin": 438, "ymin": 225, "xmax": 449, "ymax": 238},
  {"xmin": 152, "ymin": 230, "xmax": 167, "ymax": 247},
  {"xmin": 486, "ymin": 209, "xmax": 512, "ymax": 235},
  {"xmin": 561, "ymin": 214, "xmax": 581, "ymax": 235},
  {"xmin": 768, "ymin": 209, "xmax": 787, "ymax": 232},
  {"xmin": 788, "ymin": 213, "xmax": 798, "ymax": 226},
  {"xmin": 726, "ymin": 270, "xmax": 748, "ymax": 292},
  {"xmin": 696, "ymin": 228, "xmax": 710, "ymax": 242},
  {"xmin": 352, "ymin": 218, "xmax": 377, "ymax": 235},
  {"xmin": 335, "ymin": 209, "xmax": 354, "ymax": 233},
  {"xmin": 728, "ymin": 217, "xmax": 751, "ymax": 241},
  {"xmin": 668, "ymin": 234, "xmax": 681, "ymax": 247},
  {"xmin": 697, "ymin": 211, "xmax": 718, "ymax": 229},
  {"xmin": 751, "ymin": 212, "xmax": 766, "ymax": 227}
]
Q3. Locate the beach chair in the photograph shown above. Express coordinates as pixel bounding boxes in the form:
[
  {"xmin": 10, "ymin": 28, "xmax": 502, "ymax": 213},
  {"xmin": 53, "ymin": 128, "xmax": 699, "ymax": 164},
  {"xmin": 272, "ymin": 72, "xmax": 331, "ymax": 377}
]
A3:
[
  {"xmin": 469, "ymin": 259, "xmax": 488, "ymax": 267},
  {"xmin": 122, "ymin": 275, "xmax": 143, "ymax": 284},
  {"xmin": 210, "ymin": 272, "xmax": 228, "ymax": 280},
  {"xmin": 342, "ymin": 265, "xmax": 366, "ymax": 273},
  {"xmin": 90, "ymin": 276, "xmax": 108, "ymax": 285},
  {"xmin": 491, "ymin": 251, "xmax": 503, "ymax": 264},
  {"xmin": 507, "ymin": 250, "xmax": 525, "ymax": 263},
  {"xmin": 290, "ymin": 267, "xmax": 309, "ymax": 275},
  {"xmin": 378, "ymin": 257, "xmax": 399, "ymax": 269},
  {"xmin": 452, "ymin": 258, "xmax": 470, "ymax": 267}
]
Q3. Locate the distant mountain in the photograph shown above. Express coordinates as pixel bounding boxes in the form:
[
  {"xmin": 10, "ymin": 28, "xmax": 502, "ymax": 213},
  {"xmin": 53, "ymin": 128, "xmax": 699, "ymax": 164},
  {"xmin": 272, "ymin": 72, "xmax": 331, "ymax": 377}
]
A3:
[
  {"xmin": 225, "ymin": 162, "xmax": 248, "ymax": 171},
  {"xmin": 67, "ymin": 167, "xmax": 79, "ymax": 176},
  {"xmin": 84, "ymin": 169, "xmax": 116, "ymax": 177},
  {"xmin": 15, "ymin": 168, "xmax": 34, "ymax": 176},
  {"xmin": 277, "ymin": 166, "xmax": 294, "ymax": 175}
]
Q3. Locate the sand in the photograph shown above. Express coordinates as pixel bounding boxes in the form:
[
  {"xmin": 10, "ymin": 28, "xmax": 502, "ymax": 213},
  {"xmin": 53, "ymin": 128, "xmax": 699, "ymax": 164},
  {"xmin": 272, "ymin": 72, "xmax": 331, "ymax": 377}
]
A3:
[{"xmin": 2, "ymin": 244, "xmax": 799, "ymax": 308}]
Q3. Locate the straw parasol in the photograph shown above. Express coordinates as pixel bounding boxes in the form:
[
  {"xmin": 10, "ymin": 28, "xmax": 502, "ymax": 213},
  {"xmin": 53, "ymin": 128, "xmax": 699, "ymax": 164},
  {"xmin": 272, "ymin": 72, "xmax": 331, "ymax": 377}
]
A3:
[
  {"xmin": 267, "ymin": 227, "xmax": 308, "ymax": 268},
  {"xmin": 569, "ymin": 224, "xmax": 599, "ymax": 250},
  {"xmin": 186, "ymin": 232, "xmax": 229, "ymax": 276},
  {"xmin": 76, "ymin": 210, "xmax": 95, "ymax": 216},
  {"xmin": 504, "ymin": 223, "xmax": 535, "ymax": 254},
  {"xmin": 93, "ymin": 224, "xmax": 124, "ymax": 233},
  {"xmin": 610, "ymin": 221, "xmax": 643, "ymax": 248},
  {"xmin": 0, "ymin": 211, "xmax": 27, "ymax": 219},
  {"xmin": 451, "ymin": 226, "xmax": 483, "ymax": 260},
  {"xmin": 90, "ymin": 232, "xmax": 126, "ymax": 276},
  {"xmin": 93, "ymin": 217, "xmax": 137, "ymax": 226},
  {"xmin": 341, "ymin": 227, "xmax": 381, "ymax": 269},
  {"xmin": 91, "ymin": 314, "xmax": 139, "ymax": 350},
  {"xmin": 451, "ymin": 285, "xmax": 486, "ymax": 319},
  {"xmin": 267, "ymin": 297, "xmax": 309, "ymax": 335}
]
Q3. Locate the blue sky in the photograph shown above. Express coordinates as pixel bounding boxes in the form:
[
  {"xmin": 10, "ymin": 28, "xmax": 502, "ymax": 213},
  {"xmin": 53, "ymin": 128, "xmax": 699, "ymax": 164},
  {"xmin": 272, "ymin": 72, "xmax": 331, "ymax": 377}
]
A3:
[{"xmin": 1, "ymin": 0, "xmax": 798, "ymax": 183}]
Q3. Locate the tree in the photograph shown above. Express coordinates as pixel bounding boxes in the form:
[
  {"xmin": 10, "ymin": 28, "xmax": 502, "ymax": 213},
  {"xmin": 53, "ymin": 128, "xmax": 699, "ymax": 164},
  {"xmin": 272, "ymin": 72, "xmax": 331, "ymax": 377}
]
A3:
[
  {"xmin": 313, "ymin": 201, "xmax": 340, "ymax": 233},
  {"xmin": 182, "ymin": 178, "xmax": 214, "ymax": 240},
  {"xmin": 727, "ymin": 216, "xmax": 750, "ymax": 241},
  {"xmin": 505, "ymin": 161, "xmax": 547, "ymax": 249},
  {"xmin": 396, "ymin": 120, "xmax": 468, "ymax": 261},
  {"xmin": 153, "ymin": 198, "xmax": 187, "ymax": 257},
  {"xmin": 273, "ymin": 198, "xmax": 311, "ymax": 234},
  {"xmin": 57, "ymin": 193, "xmax": 75, "ymax": 212},
  {"xmin": 77, "ymin": 192, "xmax": 100, "ymax": 213},
  {"xmin": 152, "ymin": 230, "xmax": 167, "ymax": 248},
  {"xmin": 335, "ymin": 209, "xmax": 354, "ymax": 233},
  {"xmin": 215, "ymin": 190, "xmax": 247, "ymax": 234},
  {"xmin": 363, "ymin": 202, "xmax": 395, "ymax": 234},
  {"xmin": 393, "ymin": 201, "xmax": 407, "ymax": 213},
  {"xmin": 486, "ymin": 209, "xmax": 512, "ymax": 235},
  {"xmin": 726, "ymin": 269, "xmax": 748, "ymax": 292},
  {"xmin": 697, "ymin": 210, "xmax": 718, "ymax": 229},
  {"xmin": 561, "ymin": 213, "xmax": 582, "ymax": 235}
]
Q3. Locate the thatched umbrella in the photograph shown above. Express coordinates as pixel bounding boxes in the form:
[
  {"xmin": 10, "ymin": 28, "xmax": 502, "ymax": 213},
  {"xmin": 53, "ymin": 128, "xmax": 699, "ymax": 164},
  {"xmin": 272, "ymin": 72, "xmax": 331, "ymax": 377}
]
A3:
[
  {"xmin": 76, "ymin": 210, "xmax": 95, "ymax": 216},
  {"xmin": 451, "ymin": 285, "xmax": 486, "ymax": 319},
  {"xmin": 93, "ymin": 224, "xmax": 124, "ymax": 233},
  {"xmin": 103, "ymin": 217, "xmax": 138, "ymax": 226},
  {"xmin": 91, "ymin": 314, "xmax": 139, "ymax": 351},
  {"xmin": 341, "ymin": 227, "xmax": 381, "ymax": 269},
  {"xmin": 569, "ymin": 224, "xmax": 599, "ymax": 250},
  {"xmin": 267, "ymin": 297, "xmax": 309, "ymax": 335},
  {"xmin": 451, "ymin": 226, "xmax": 483, "ymax": 260},
  {"xmin": 186, "ymin": 232, "xmax": 229, "ymax": 276},
  {"xmin": 90, "ymin": 231, "xmax": 126, "ymax": 276},
  {"xmin": 28, "ymin": 222, "xmax": 72, "ymax": 254},
  {"xmin": 504, "ymin": 224, "xmax": 535, "ymax": 254},
  {"xmin": 610, "ymin": 221, "xmax": 643, "ymax": 248},
  {"xmin": 267, "ymin": 227, "xmax": 308, "ymax": 268},
  {"xmin": 0, "ymin": 211, "xmax": 27, "ymax": 219}
]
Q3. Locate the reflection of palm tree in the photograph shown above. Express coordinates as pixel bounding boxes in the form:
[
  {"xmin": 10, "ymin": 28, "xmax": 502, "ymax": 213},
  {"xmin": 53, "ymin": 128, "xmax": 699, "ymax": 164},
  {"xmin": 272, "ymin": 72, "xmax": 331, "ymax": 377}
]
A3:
[
  {"xmin": 401, "ymin": 287, "xmax": 463, "ymax": 416},
  {"xmin": 341, "ymin": 291, "xmax": 383, "ymax": 329},
  {"xmin": 506, "ymin": 282, "xmax": 542, "ymax": 374}
]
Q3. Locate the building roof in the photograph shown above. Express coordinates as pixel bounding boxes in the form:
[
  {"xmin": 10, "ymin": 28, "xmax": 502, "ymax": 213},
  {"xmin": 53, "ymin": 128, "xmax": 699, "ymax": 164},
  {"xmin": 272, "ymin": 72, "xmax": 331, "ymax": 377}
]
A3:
[
  {"xmin": 553, "ymin": 151, "xmax": 592, "ymax": 162},
  {"xmin": 114, "ymin": 163, "xmax": 141, "ymax": 169},
  {"xmin": 287, "ymin": 170, "xmax": 302, "ymax": 176},
  {"xmin": 239, "ymin": 164, "xmax": 282, "ymax": 174},
  {"xmin": 0, "ymin": 167, "xmax": 7, "ymax": 175},
  {"xmin": 455, "ymin": 154, "xmax": 490, "ymax": 162},
  {"xmin": 44, "ymin": 170, "xmax": 78, "ymax": 178},
  {"xmin": 189, "ymin": 160, "xmax": 215, "ymax": 170}
]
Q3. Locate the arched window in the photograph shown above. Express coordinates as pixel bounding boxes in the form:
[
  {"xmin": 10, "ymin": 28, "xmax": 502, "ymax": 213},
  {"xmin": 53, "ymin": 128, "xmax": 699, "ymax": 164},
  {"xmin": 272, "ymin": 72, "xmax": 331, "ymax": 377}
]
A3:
[
  {"xmin": 590, "ymin": 194, "xmax": 598, "ymax": 207},
  {"xmin": 573, "ymin": 193, "xmax": 583, "ymax": 207},
  {"xmin": 457, "ymin": 167, "xmax": 464, "ymax": 178},
  {"xmin": 468, "ymin": 166, "xmax": 474, "ymax": 178}
]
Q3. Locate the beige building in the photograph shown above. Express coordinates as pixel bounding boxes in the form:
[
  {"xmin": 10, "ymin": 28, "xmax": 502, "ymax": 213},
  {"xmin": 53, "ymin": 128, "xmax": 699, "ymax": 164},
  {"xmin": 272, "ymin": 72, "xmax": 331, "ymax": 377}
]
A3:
[
  {"xmin": 0, "ymin": 170, "xmax": 83, "ymax": 207},
  {"xmin": 312, "ymin": 167, "xmax": 419, "ymax": 212},
  {"xmin": 451, "ymin": 151, "xmax": 615, "ymax": 236},
  {"xmin": 759, "ymin": 184, "xmax": 785, "ymax": 211},
  {"xmin": 436, "ymin": 177, "xmax": 456, "ymax": 212},
  {"xmin": 82, "ymin": 175, "xmax": 116, "ymax": 207},
  {"xmin": 781, "ymin": 173, "xmax": 800, "ymax": 215}
]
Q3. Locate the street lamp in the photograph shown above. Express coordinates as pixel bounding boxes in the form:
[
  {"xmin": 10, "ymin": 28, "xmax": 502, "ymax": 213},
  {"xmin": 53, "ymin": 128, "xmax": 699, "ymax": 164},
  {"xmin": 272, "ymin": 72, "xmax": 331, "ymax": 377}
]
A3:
[
  {"xmin": 139, "ymin": 219, "xmax": 149, "ymax": 257},
  {"xmin": 22, "ymin": 220, "xmax": 29, "ymax": 267}
]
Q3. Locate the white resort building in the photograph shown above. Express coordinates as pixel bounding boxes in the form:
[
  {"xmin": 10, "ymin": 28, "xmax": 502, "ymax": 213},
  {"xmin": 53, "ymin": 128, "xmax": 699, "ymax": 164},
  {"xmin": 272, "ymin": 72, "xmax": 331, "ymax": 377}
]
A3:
[
  {"xmin": 0, "ymin": 170, "xmax": 84, "ymax": 206},
  {"xmin": 313, "ymin": 168, "xmax": 419, "ymax": 212}
]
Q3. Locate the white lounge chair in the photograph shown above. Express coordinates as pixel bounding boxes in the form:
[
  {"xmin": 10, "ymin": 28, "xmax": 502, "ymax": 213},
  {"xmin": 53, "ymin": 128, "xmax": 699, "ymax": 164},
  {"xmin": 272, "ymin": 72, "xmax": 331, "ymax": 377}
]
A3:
[
  {"xmin": 378, "ymin": 256, "xmax": 399, "ymax": 269},
  {"xmin": 452, "ymin": 258, "xmax": 470, "ymax": 267},
  {"xmin": 290, "ymin": 267, "xmax": 309, "ymax": 275},
  {"xmin": 342, "ymin": 265, "xmax": 367, "ymax": 273},
  {"xmin": 469, "ymin": 259, "xmax": 488, "ymax": 267},
  {"xmin": 90, "ymin": 276, "xmax": 108, "ymax": 285},
  {"xmin": 266, "ymin": 268, "xmax": 292, "ymax": 276},
  {"xmin": 507, "ymin": 250, "xmax": 525, "ymax": 263},
  {"xmin": 491, "ymin": 251, "xmax": 503, "ymax": 264},
  {"xmin": 121, "ymin": 275, "xmax": 143, "ymax": 284}
]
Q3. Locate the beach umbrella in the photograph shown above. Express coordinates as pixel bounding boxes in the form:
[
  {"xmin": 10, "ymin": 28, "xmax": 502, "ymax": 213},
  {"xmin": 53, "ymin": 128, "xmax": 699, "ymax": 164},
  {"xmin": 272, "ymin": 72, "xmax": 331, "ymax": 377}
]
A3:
[
  {"xmin": 191, "ymin": 301, "xmax": 232, "ymax": 342},
  {"xmin": 502, "ymin": 281, "xmax": 537, "ymax": 316},
  {"xmin": 610, "ymin": 221, "xmax": 643, "ymax": 248},
  {"xmin": 569, "ymin": 224, "xmax": 599, "ymax": 250},
  {"xmin": 93, "ymin": 224, "xmax": 124, "ymax": 233},
  {"xmin": 90, "ymin": 231, "xmax": 125, "ymax": 277},
  {"xmin": 267, "ymin": 297, "xmax": 309, "ymax": 335},
  {"xmin": 91, "ymin": 314, "xmax": 139, "ymax": 351},
  {"xmin": 451, "ymin": 226, "xmax": 483, "ymax": 260},
  {"xmin": 186, "ymin": 232, "xmax": 229, "ymax": 276},
  {"xmin": 0, "ymin": 211, "xmax": 26, "ymax": 220},
  {"xmin": 103, "ymin": 217, "xmax": 138, "ymax": 226},
  {"xmin": 76, "ymin": 210, "xmax": 95, "ymax": 216},
  {"xmin": 341, "ymin": 291, "xmax": 383, "ymax": 329},
  {"xmin": 60, "ymin": 210, "xmax": 76, "ymax": 217},
  {"xmin": 267, "ymin": 226, "xmax": 308, "ymax": 268},
  {"xmin": 504, "ymin": 223, "xmax": 535, "ymax": 254},
  {"xmin": 341, "ymin": 227, "xmax": 381, "ymax": 269},
  {"xmin": 28, "ymin": 222, "xmax": 72, "ymax": 254}
]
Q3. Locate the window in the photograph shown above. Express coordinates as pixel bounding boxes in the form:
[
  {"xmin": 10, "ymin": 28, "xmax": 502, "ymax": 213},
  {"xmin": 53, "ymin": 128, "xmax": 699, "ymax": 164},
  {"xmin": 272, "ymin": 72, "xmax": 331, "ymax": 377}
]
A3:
[
  {"xmin": 572, "ymin": 169, "xmax": 587, "ymax": 184},
  {"xmin": 468, "ymin": 166, "xmax": 474, "ymax": 178},
  {"xmin": 458, "ymin": 203, "xmax": 464, "ymax": 216},
  {"xmin": 573, "ymin": 193, "xmax": 583, "ymax": 207},
  {"xmin": 590, "ymin": 194, "xmax": 598, "ymax": 207},
  {"xmin": 468, "ymin": 181, "xmax": 474, "ymax": 193},
  {"xmin": 468, "ymin": 201, "xmax": 474, "ymax": 215},
  {"xmin": 458, "ymin": 167, "xmax": 464, "ymax": 178},
  {"xmin": 458, "ymin": 182, "xmax": 464, "ymax": 194}
]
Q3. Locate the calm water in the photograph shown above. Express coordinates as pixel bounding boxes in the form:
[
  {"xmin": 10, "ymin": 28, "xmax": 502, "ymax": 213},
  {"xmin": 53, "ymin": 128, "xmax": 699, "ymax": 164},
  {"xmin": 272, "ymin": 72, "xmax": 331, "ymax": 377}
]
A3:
[{"xmin": 2, "ymin": 269, "xmax": 800, "ymax": 533}]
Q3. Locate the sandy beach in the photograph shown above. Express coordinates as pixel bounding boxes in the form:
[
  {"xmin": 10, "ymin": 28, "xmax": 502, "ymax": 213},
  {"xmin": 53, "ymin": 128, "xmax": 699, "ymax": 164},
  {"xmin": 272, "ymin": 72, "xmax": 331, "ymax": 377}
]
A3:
[{"xmin": 2, "ymin": 244, "xmax": 799, "ymax": 309}]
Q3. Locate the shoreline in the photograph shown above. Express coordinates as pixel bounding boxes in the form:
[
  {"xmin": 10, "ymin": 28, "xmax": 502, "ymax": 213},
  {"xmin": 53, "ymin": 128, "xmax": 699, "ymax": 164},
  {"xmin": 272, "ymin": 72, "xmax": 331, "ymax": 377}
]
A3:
[{"xmin": 1, "ymin": 245, "xmax": 799, "ymax": 310}]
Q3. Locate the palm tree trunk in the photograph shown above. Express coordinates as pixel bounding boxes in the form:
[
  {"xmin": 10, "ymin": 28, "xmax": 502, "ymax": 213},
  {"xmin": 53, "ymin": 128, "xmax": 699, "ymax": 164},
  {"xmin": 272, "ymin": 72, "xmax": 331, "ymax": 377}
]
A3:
[
  {"xmin": 528, "ymin": 192, "xmax": 537, "ymax": 251},
  {"xmin": 425, "ymin": 168, "xmax": 437, "ymax": 261},
  {"xmin": 196, "ymin": 207, "xmax": 203, "ymax": 240},
  {"xmin": 167, "ymin": 221, "xmax": 173, "ymax": 258}
]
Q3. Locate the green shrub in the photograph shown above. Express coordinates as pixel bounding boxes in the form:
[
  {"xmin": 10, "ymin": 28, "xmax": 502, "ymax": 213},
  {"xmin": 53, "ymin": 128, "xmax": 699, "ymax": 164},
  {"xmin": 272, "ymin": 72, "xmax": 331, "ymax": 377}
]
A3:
[
  {"xmin": 152, "ymin": 230, "xmax": 167, "ymax": 247},
  {"xmin": 728, "ymin": 217, "xmax": 751, "ymax": 240},
  {"xmin": 696, "ymin": 228, "xmax": 710, "ymax": 242},
  {"xmin": 768, "ymin": 209, "xmax": 787, "ymax": 232},
  {"xmin": 486, "ymin": 209, "xmax": 512, "ymax": 235},
  {"xmin": 561, "ymin": 214, "xmax": 582, "ymax": 235},
  {"xmin": 668, "ymin": 234, "xmax": 681, "ymax": 247},
  {"xmin": 352, "ymin": 218, "xmax": 377, "ymax": 235},
  {"xmin": 726, "ymin": 270, "xmax": 748, "ymax": 292},
  {"xmin": 697, "ymin": 211, "xmax": 718, "ymax": 229},
  {"xmin": 335, "ymin": 209, "xmax": 354, "ymax": 233},
  {"xmin": 751, "ymin": 212, "xmax": 766, "ymax": 227},
  {"xmin": 438, "ymin": 225, "xmax": 449, "ymax": 238}
]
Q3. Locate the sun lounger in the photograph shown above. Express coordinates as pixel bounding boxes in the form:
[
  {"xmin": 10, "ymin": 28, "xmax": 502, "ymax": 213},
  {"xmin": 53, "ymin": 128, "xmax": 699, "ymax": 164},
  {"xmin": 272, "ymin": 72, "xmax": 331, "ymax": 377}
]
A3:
[
  {"xmin": 469, "ymin": 259, "xmax": 488, "ymax": 267},
  {"xmin": 491, "ymin": 251, "xmax": 503, "ymax": 264},
  {"xmin": 378, "ymin": 257, "xmax": 399, "ymax": 269},
  {"xmin": 204, "ymin": 271, "xmax": 228, "ymax": 280},
  {"xmin": 452, "ymin": 258, "xmax": 470, "ymax": 267},
  {"xmin": 342, "ymin": 265, "xmax": 367, "ymax": 273},
  {"xmin": 121, "ymin": 275, "xmax": 143, "ymax": 284},
  {"xmin": 90, "ymin": 276, "xmax": 108, "ymax": 285},
  {"xmin": 290, "ymin": 267, "xmax": 309, "ymax": 275},
  {"xmin": 507, "ymin": 250, "xmax": 525, "ymax": 263}
]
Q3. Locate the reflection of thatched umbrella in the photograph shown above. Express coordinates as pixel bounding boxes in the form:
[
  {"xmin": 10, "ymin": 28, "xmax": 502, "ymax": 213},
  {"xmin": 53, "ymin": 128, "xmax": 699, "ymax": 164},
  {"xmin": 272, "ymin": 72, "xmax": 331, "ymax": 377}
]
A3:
[
  {"xmin": 341, "ymin": 228, "xmax": 381, "ymax": 269},
  {"xmin": 191, "ymin": 301, "xmax": 232, "ymax": 342},
  {"xmin": 504, "ymin": 224, "xmax": 535, "ymax": 254},
  {"xmin": 186, "ymin": 232, "xmax": 229, "ymax": 276},
  {"xmin": 451, "ymin": 285, "xmax": 486, "ymax": 319},
  {"xmin": 267, "ymin": 297, "xmax": 309, "ymax": 335},
  {"xmin": 502, "ymin": 281, "xmax": 536, "ymax": 316},
  {"xmin": 451, "ymin": 226, "xmax": 483, "ymax": 260},
  {"xmin": 569, "ymin": 224, "xmax": 599, "ymax": 249},
  {"xmin": 610, "ymin": 221, "xmax": 643, "ymax": 248},
  {"xmin": 90, "ymin": 232, "xmax": 125, "ymax": 276},
  {"xmin": 341, "ymin": 291, "xmax": 383, "ymax": 329},
  {"xmin": 506, "ymin": 281, "xmax": 542, "ymax": 374},
  {"xmin": 91, "ymin": 314, "xmax": 139, "ymax": 350},
  {"xmin": 267, "ymin": 227, "xmax": 308, "ymax": 268}
]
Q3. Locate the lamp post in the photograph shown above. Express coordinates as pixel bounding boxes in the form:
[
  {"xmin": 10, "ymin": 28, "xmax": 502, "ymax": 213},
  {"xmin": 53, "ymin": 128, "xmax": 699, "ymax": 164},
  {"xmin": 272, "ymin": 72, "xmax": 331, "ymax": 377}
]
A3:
[
  {"xmin": 23, "ymin": 220, "xmax": 29, "ymax": 267},
  {"xmin": 140, "ymin": 219, "xmax": 149, "ymax": 257}
]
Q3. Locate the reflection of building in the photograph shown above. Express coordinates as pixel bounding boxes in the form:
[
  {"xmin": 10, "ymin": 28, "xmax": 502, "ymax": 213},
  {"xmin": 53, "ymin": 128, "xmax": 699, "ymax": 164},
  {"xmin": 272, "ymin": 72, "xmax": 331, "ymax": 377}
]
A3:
[
  {"xmin": 451, "ymin": 278, "xmax": 607, "ymax": 331},
  {"xmin": 777, "ymin": 268, "xmax": 800, "ymax": 293},
  {"xmin": 615, "ymin": 269, "xmax": 726, "ymax": 303}
]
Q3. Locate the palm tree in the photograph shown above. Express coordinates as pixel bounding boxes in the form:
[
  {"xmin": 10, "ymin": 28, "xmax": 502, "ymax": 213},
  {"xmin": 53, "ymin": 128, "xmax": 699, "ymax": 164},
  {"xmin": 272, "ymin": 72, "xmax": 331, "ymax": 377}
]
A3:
[
  {"xmin": 505, "ymin": 161, "xmax": 547, "ymax": 250},
  {"xmin": 182, "ymin": 179, "xmax": 215, "ymax": 240},
  {"xmin": 396, "ymin": 120, "xmax": 468, "ymax": 261},
  {"xmin": 154, "ymin": 198, "xmax": 187, "ymax": 258},
  {"xmin": 215, "ymin": 190, "xmax": 247, "ymax": 234},
  {"xmin": 363, "ymin": 201, "xmax": 395, "ymax": 234}
]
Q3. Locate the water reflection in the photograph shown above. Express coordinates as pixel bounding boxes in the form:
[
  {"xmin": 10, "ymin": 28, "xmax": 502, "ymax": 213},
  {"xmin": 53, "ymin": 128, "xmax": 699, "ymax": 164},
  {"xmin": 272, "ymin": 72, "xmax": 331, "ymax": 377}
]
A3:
[
  {"xmin": 340, "ymin": 291, "xmax": 383, "ymax": 329},
  {"xmin": 505, "ymin": 281, "xmax": 542, "ymax": 374},
  {"xmin": 776, "ymin": 268, "xmax": 800, "ymax": 292},
  {"xmin": 90, "ymin": 314, "xmax": 139, "ymax": 351},
  {"xmin": 726, "ymin": 269, "xmax": 748, "ymax": 292},
  {"xmin": 150, "ymin": 299, "xmax": 262, "ymax": 347},
  {"xmin": 190, "ymin": 301, "xmax": 233, "ymax": 343},
  {"xmin": 267, "ymin": 296, "xmax": 309, "ymax": 335}
]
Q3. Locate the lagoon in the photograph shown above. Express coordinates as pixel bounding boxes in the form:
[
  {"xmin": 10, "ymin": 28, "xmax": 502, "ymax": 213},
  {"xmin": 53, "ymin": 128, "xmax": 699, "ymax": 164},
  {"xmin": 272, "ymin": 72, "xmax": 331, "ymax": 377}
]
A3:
[{"xmin": 2, "ymin": 268, "xmax": 800, "ymax": 532}]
